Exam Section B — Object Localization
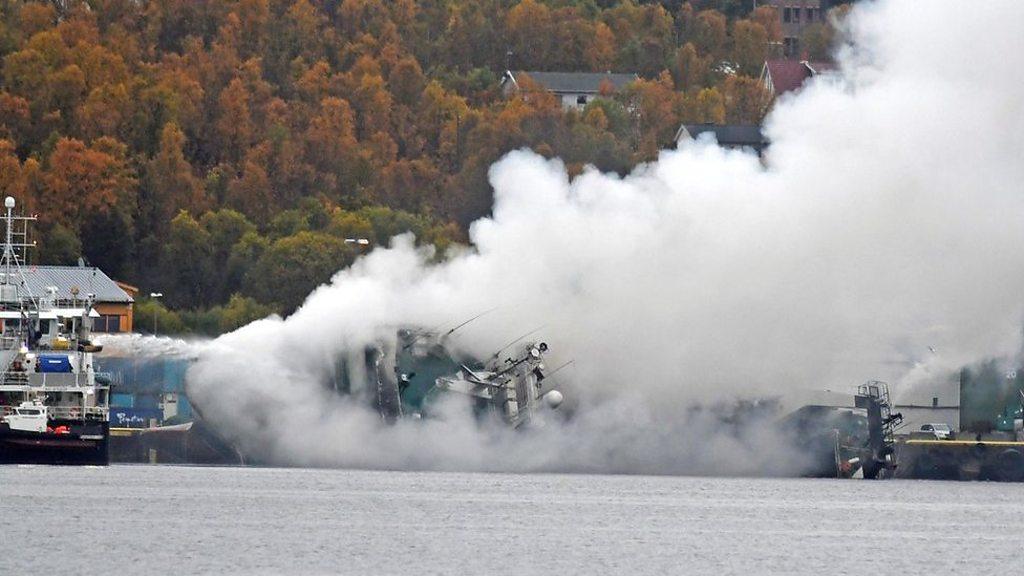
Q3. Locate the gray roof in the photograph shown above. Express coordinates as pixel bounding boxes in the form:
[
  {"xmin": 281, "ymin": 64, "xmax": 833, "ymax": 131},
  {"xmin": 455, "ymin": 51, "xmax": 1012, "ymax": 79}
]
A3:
[
  {"xmin": 507, "ymin": 71, "xmax": 638, "ymax": 94},
  {"xmin": 677, "ymin": 124, "xmax": 767, "ymax": 149},
  {"xmin": 18, "ymin": 265, "xmax": 132, "ymax": 303}
]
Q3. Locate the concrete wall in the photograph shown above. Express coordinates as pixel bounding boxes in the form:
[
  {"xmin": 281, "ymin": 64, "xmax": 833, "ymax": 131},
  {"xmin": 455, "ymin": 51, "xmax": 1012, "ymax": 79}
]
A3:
[{"xmin": 894, "ymin": 405, "xmax": 959, "ymax": 435}]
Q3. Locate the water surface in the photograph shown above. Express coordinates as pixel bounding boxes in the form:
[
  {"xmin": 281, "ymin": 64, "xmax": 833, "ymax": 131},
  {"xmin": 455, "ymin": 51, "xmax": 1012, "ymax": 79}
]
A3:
[{"xmin": 2, "ymin": 465, "xmax": 1022, "ymax": 575}]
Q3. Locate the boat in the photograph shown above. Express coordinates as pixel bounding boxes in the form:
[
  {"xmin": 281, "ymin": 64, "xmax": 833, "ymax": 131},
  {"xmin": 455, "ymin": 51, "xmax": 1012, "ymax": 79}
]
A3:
[
  {"xmin": 779, "ymin": 381, "xmax": 902, "ymax": 479},
  {"xmin": 0, "ymin": 197, "xmax": 110, "ymax": 465},
  {"xmin": 340, "ymin": 327, "xmax": 565, "ymax": 428}
]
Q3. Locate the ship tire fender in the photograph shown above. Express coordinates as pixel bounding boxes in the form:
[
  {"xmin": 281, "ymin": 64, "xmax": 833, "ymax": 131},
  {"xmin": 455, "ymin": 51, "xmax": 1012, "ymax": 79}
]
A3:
[
  {"xmin": 970, "ymin": 442, "xmax": 987, "ymax": 460},
  {"xmin": 997, "ymin": 448, "xmax": 1024, "ymax": 482}
]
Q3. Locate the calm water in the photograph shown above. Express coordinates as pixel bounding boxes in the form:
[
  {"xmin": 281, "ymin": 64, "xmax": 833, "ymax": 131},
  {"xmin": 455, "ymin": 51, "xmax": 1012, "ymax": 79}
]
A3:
[{"xmin": 2, "ymin": 466, "xmax": 1023, "ymax": 575}]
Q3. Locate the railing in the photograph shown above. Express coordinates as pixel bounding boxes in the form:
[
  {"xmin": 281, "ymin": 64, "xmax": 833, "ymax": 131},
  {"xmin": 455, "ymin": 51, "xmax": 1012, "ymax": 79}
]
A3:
[
  {"xmin": 47, "ymin": 405, "xmax": 108, "ymax": 420},
  {"xmin": 1, "ymin": 372, "xmax": 93, "ymax": 388},
  {"xmin": 0, "ymin": 405, "xmax": 106, "ymax": 420}
]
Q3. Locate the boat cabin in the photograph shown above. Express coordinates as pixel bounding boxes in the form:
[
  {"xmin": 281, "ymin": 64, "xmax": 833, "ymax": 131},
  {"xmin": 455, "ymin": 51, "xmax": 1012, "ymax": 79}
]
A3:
[{"xmin": 1, "ymin": 401, "xmax": 48, "ymax": 433}]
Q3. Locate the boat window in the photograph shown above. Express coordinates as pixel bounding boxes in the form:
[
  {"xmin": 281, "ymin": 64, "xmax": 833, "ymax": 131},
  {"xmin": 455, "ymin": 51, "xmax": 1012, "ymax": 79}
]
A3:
[{"xmin": 19, "ymin": 409, "xmax": 41, "ymax": 415}]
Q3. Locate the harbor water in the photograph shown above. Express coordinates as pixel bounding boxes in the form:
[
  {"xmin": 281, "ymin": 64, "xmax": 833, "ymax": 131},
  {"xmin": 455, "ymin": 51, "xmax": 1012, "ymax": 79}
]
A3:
[{"xmin": 2, "ymin": 465, "xmax": 1023, "ymax": 575}]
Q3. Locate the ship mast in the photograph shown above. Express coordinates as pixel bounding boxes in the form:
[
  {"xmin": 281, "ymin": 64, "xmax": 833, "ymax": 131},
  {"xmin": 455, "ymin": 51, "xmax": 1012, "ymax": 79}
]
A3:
[
  {"xmin": 0, "ymin": 197, "xmax": 37, "ymax": 312},
  {"xmin": 3, "ymin": 196, "xmax": 14, "ymax": 294}
]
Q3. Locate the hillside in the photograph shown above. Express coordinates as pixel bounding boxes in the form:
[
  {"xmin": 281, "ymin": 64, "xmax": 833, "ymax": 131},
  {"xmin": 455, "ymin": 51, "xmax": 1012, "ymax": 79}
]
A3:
[{"xmin": 0, "ymin": 0, "xmax": 840, "ymax": 332}]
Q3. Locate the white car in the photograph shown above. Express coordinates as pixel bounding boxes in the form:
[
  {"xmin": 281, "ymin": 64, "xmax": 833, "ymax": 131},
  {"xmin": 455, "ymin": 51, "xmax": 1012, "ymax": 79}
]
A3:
[{"xmin": 920, "ymin": 423, "xmax": 953, "ymax": 439}]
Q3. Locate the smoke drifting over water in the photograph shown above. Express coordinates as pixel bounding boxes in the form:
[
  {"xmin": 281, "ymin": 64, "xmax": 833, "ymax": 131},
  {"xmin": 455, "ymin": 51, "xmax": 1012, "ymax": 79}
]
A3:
[{"xmin": 186, "ymin": 0, "xmax": 1024, "ymax": 473}]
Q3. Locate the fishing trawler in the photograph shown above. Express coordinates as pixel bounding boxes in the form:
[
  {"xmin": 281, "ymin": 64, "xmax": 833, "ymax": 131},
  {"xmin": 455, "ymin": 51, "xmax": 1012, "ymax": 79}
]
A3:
[
  {"xmin": 0, "ymin": 197, "xmax": 110, "ymax": 465},
  {"xmin": 330, "ymin": 326, "xmax": 565, "ymax": 428}
]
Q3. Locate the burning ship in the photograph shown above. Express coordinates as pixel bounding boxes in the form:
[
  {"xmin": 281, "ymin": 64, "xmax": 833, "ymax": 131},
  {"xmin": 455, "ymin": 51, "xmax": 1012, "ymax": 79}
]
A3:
[
  {"xmin": 0, "ymin": 197, "xmax": 110, "ymax": 465},
  {"xmin": 779, "ymin": 381, "xmax": 902, "ymax": 479},
  {"xmin": 333, "ymin": 326, "xmax": 565, "ymax": 427},
  {"xmin": 140, "ymin": 324, "xmax": 567, "ymax": 465}
]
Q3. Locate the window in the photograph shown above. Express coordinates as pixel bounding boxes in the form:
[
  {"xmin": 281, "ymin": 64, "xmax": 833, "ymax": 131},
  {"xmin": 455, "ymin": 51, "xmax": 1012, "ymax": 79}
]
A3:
[
  {"xmin": 576, "ymin": 95, "xmax": 588, "ymax": 106},
  {"xmin": 793, "ymin": 7, "xmax": 801, "ymax": 23},
  {"xmin": 783, "ymin": 37, "xmax": 798, "ymax": 57},
  {"xmin": 95, "ymin": 315, "xmax": 122, "ymax": 333},
  {"xmin": 783, "ymin": 7, "xmax": 791, "ymax": 23},
  {"xmin": 806, "ymin": 8, "xmax": 815, "ymax": 21}
]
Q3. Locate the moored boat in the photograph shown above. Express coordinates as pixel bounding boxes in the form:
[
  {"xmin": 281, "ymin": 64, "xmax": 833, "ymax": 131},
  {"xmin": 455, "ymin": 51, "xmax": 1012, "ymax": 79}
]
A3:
[{"xmin": 0, "ymin": 197, "xmax": 110, "ymax": 465}]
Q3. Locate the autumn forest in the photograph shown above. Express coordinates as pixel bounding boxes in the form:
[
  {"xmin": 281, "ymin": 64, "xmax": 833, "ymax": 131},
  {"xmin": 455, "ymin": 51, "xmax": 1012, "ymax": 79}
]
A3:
[{"xmin": 0, "ymin": 0, "xmax": 841, "ymax": 334}]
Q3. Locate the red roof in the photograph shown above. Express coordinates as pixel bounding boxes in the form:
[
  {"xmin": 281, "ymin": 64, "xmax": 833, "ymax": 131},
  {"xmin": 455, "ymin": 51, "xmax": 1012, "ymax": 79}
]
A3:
[{"xmin": 764, "ymin": 59, "xmax": 834, "ymax": 96}]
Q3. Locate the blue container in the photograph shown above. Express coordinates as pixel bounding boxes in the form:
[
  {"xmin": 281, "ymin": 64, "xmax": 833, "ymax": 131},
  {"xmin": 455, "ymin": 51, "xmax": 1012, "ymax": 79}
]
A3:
[
  {"xmin": 109, "ymin": 407, "xmax": 162, "ymax": 428},
  {"xmin": 38, "ymin": 354, "xmax": 73, "ymax": 373},
  {"xmin": 111, "ymin": 393, "xmax": 135, "ymax": 408},
  {"xmin": 96, "ymin": 357, "xmax": 190, "ymax": 394}
]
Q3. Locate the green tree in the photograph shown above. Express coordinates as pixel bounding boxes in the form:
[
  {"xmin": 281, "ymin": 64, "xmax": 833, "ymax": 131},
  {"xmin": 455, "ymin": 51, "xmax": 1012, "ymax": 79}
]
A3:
[
  {"xmin": 161, "ymin": 211, "xmax": 213, "ymax": 308},
  {"xmin": 801, "ymin": 23, "xmax": 833, "ymax": 61},
  {"xmin": 134, "ymin": 297, "xmax": 187, "ymax": 335},
  {"xmin": 731, "ymin": 20, "xmax": 768, "ymax": 77},
  {"xmin": 200, "ymin": 208, "xmax": 256, "ymax": 301},
  {"xmin": 38, "ymin": 223, "xmax": 82, "ymax": 265},
  {"xmin": 245, "ymin": 231, "xmax": 355, "ymax": 312}
]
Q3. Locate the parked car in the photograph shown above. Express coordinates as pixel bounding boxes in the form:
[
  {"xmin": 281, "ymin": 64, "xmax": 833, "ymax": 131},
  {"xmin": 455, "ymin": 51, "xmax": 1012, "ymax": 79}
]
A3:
[{"xmin": 920, "ymin": 423, "xmax": 953, "ymax": 440}]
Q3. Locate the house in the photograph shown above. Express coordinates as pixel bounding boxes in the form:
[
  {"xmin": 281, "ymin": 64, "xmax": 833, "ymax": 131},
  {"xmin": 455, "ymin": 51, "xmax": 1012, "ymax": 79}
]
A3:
[
  {"xmin": 675, "ymin": 124, "xmax": 768, "ymax": 155},
  {"xmin": 20, "ymin": 265, "xmax": 134, "ymax": 332},
  {"xmin": 759, "ymin": 59, "xmax": 833, "ymax": 100},
  {"xmin": 758, "ymin": 0, "xmax": 832, "ymax": 57},
  {"xmin": 501, "ymin": 70, "xmax": 638, "ymax": 110}
]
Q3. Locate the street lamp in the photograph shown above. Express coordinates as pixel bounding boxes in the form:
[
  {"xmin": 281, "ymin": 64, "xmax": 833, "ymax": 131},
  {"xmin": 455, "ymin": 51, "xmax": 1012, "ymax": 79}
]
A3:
[{"xmin": 150, "ymin": 292, "xmax": 163, "ymax": 336}]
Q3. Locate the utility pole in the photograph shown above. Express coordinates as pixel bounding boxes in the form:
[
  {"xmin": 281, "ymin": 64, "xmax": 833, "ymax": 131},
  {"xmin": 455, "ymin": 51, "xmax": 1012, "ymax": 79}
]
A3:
[{"xmin": 150, "ymin": 292, "xmax": 163, "ymax": 336}]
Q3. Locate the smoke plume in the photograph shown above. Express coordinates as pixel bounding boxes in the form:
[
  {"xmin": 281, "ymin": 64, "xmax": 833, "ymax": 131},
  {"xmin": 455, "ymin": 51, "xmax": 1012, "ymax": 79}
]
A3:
[{"xmin": 185, "ymin": 0, "xmax": 1024, "ymax": 473}]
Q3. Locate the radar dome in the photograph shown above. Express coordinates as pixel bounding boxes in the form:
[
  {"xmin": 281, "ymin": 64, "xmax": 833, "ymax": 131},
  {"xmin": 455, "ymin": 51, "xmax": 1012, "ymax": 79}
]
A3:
[{"xmin": 543, "ymin": 390, "xmax": 563, "ymax": 409}]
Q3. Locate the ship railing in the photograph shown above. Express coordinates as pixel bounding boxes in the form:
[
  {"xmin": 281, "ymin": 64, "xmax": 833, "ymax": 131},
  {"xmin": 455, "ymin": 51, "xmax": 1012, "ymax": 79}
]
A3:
[
  {"xmin": 0, "ymin": 405, "xmax": 107, "ymax": 419},
  {"xmin": 1, "ymin": 371, "xmax": 29, "ymax": 385},
  {"xmin": 46, "ymin": 405, "xmax": 108, "ymax": 420},
  {"xmin": 25, "ymin": 373, "xmax": 90, "ymax": 388}
]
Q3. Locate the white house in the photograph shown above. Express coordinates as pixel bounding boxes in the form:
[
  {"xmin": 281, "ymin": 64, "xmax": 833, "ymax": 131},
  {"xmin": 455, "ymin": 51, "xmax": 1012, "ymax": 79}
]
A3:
[{"xmin": 501, "ymin": 70, "xmax": 638, "ymax": 110}]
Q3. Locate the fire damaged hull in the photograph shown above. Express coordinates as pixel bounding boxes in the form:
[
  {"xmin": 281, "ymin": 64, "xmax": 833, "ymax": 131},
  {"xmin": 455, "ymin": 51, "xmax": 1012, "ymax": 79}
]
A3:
[
  {"xmin": 0, "ymin": 422, "xmax": 109, "ymax": 465},
  {"xmin": 780, "ymin": 382, "xmax": 901, "ymax": 479}
]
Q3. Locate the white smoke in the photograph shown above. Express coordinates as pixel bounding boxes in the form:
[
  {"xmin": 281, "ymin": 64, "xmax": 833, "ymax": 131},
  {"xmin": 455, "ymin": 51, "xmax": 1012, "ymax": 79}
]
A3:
[{"xmin": 186, "ymin": 0, "xmax": 1024, "ymax": 472}]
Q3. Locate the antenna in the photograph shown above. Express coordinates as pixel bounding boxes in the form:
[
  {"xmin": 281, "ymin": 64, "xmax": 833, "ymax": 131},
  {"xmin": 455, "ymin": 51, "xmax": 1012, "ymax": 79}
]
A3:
[
  {"xmin": 442, "ymin": 307, "xmax": 498, "ymax": 339},
  {"xmin": 402, "ymin": 307, "xmax": 499, "ymax": 350},
  {"xmin": 545, "ymin": 359, "xmax": 575, "ymax": 380},
  {"xmin": 491, "ymin": 326, "xmax": 545, "ymax": 360}
]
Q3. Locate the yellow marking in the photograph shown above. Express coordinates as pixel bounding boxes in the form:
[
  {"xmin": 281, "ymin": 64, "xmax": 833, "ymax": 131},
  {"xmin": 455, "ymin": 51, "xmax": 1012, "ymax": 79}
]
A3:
[
  {"xmin": 109, "ymin": 427, "xmax": 142, "ymax": 437},
  {"xmin": 905, "ymin": 439, "xmax": 1024, "ymax": 447}
]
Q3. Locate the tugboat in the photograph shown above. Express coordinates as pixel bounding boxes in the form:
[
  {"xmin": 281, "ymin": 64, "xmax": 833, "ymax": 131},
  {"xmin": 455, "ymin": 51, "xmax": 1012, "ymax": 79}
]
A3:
[{"xmin": 0, "ymin": 197, "xmax": 110, "ymax": 465}]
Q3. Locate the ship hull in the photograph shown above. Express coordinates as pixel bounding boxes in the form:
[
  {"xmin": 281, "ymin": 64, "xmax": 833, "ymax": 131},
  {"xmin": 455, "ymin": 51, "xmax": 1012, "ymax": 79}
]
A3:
[{"xmin": 0, "ymin": 422, "xmax": 109, "ymax": 465}]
